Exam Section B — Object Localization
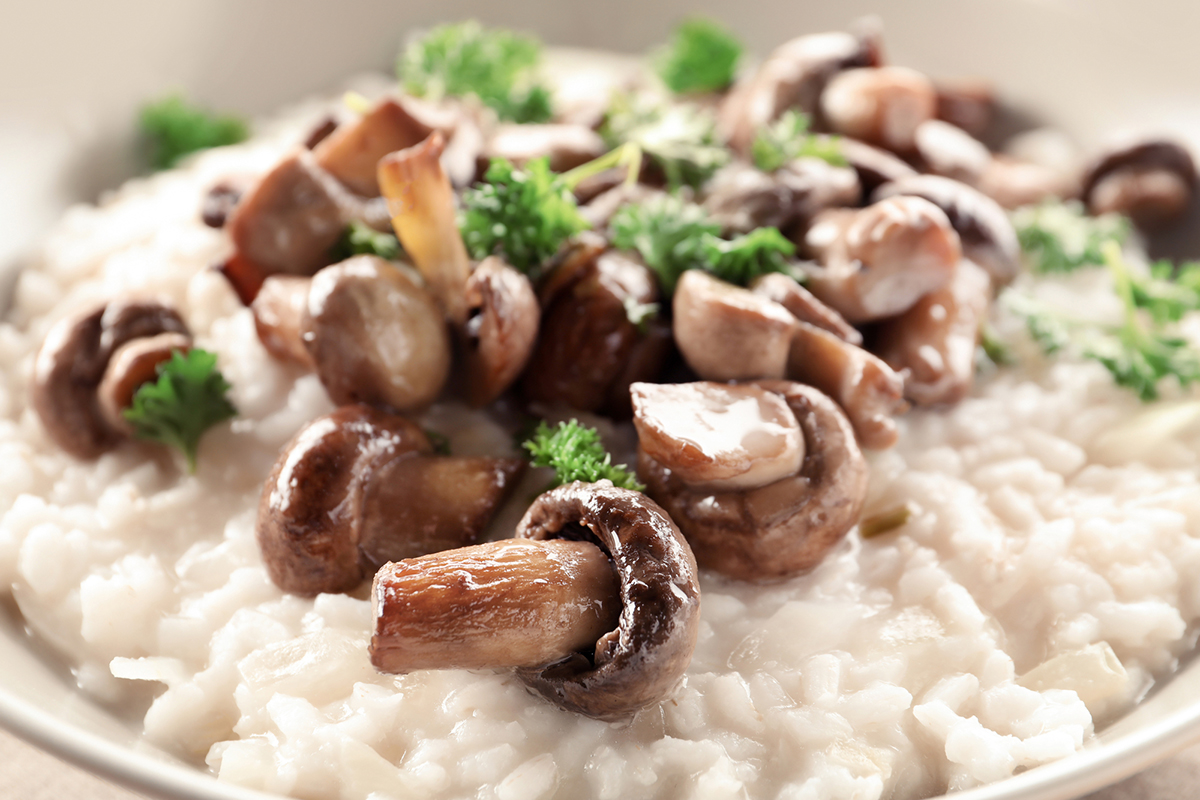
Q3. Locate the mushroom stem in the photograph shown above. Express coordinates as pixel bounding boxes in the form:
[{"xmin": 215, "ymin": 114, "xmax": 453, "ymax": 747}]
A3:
[
  {"xmin": 370, "ymin": 539, "xmax": 621, "ymax": 672},
  {"xmin": 377, "ymin": 132, "xmax": 471, "ymax": 325}
]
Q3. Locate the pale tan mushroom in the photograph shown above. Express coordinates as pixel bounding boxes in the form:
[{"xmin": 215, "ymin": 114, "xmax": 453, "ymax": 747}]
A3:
[
  {"xmin": 820, "ymin": 67, "xmax": 938, "ymax": 154},
  {"xmin": 702, "ymin": 159, "xmax": 860, "ymax": 235},
  {"xmin": 485, "ymin": 123, "xmax": 607, "ymax": 172},
  {"xmin": 750, "ymin": 272, "xmax": 862, "ymax": 345},
  {"xmin": 250, "ymin": 275, "xmax": 315, "ymax": 369}
]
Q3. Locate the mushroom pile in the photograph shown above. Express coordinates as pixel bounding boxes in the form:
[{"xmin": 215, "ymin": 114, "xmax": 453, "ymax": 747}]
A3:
[{"xmin": 30, "ymin": 18, "xmax": 1199, "ymax": 722}]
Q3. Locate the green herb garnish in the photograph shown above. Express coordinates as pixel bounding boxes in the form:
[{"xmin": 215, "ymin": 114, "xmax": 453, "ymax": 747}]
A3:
[
  {"xmin": 523, "ymin": 420, "xmax": 644, "ymax": 491},
  {"xmin": 751, "ymin": 110, "xmax": 847, "ymax": 172},
  {"xmin": 459, "ymin": 157, "xmax": 590, "ymax": 276},
  {"xmin": 399, "ymin": 21, "xmax": 552, "ymax": 123},
  {"xmin": 610, "ymin": 194, "xmax": 794, "ymax": 294},
  {"xmin": 139, "ymin": 95, "xmax": 248, "ymax": 171},
  {"xmin": 656, "ymin": 17, "xmax": 743, "ymax": 95},
  {"xmin": 601, "ymin": 93, "xmax": 730, "ymax": 189},
  {"xmin": 1012, "ymin": 200, "xmax": 1129, "ymax": 274},
  {"xmin": 330, "ymin": 221, "xmax": 403, "ymax": 262},
  {"xmin": 123, "ymin": 349, "xmax": 238, "ymax": 472}
]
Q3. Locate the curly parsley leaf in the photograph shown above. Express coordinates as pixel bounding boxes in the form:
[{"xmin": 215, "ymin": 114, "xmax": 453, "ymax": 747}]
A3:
[
  {"xmin": 1011, "ymin": 200, "xmax": 1129, "ymax": 274},
  {"xmin": 123, "ymin": 349, "xmax": 237, "ymax": 472},
  {"xmin": 330, "ymin": 221, "xmax": 403, "ymax": 262},
  {"xmin": 523, "ymin": 419, "xmax": 644, "ymax": 491},
  {"xmin": 398, "ymin": 21, "xmax": 552, "ymax": 123},
  {"xmin": 656, "ymin": 18, "xmax": 743, "ymax": 95},
  {"xmin": 610, "ymin": 194, "xmax": 793, "ymax": 294},
  {"xmin": 751, "ymin": 110, "xmax": 847, "ymax": 172},
  {"xmin": 139, "ymin": 95, "xmax": 248, "ymax": 171},
  {"xmin": 601, "ymin": 93, "xmax": 730, "ymax": 189},
  {"xmin": 1128, "ymin": 260, "xmax": 1200, "ymax": 324},
  {"xmin": 459, "ymin": 157, "xmax": 590, "ymax": 277}
]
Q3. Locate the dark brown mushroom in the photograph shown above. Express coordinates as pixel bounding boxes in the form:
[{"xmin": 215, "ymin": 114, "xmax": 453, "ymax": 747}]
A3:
[
  {"xmin": 820, "ymin": 67, "xmax": 938, "ymax": 154},
  {"xmin": 462, "ymin": 257, "xmax": 540, "ymax": 407},
  {"xmin": 201, "ymin": 178, "xmax": 249, "ymax": 229},
  {"xmin": 485, "ymin": 123, "xmax": 607, "ymax": 172},
  {"xmin": 637, "ymin": 381, "xmax": 869, "ymax": 581},
  {"xmin": 803, "ymin": 196, "xmax": 961, "ymax": 323},
  {"xmin": 514, "ymin": 481, "xmax": 702, "ymax": 720},
  {"xmin": 873, "ymin": 259, "xmax": 991, "ymax": 406},
  {"xmin": 702, "ymin": 159, "xmax": 860, "ymax": 235},
  {"xmin": 257, "ymin": 404, "xmax": 524, "ymax": 596},
  {"xmin": 672, "ymin": 270, "xmax": 797, "ymax": 382},
  {"xmin": 312, "ymin": 97, "xmax": 444, "ymax": 197},
  {"xmin": 913, "ymin": 119, "xmax": 992, "ymax": 186},
  {"xmin": 750, "ymin": 272, "xmax": 862, "ymax": 346},
  {"xmin": 301, "ymin": 256, "xmax": 451, "ymax": 413},
  {"xmin": 836, "ymin": 137, "xmax": 919, "ymax": 202},
  {"xmin": 872, "ymin": 174, "xmax": 1021, "ymax": 286},
  {"xmin": 97, "ymin": 332, "xmax": 192, "ymax": 434},
  {"xmin": 251, "ymin": 275, "xmax": 315, "ymax": 369},
  {"xmin": 1080, "ymin": 139, "xmax": 1198, "ymax": 229},
  {"xmin": 32, "ymin": 300, "xmax": 190, "ymax": 460},
  {"xmin": 935, "ymin": 79, "xmax": 995, "ymax": 140}
]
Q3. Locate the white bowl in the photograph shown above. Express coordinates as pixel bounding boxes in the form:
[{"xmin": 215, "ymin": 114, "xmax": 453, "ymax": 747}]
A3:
[{"xmin": 3, "ymin": 2, "xmax": 1200, "ymax": 799}]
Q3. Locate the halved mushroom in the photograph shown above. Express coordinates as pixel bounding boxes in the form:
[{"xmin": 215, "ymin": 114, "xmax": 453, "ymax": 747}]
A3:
[
  {"xmin": 485, "ymin": 123, "xmax": 607, "ymax": 172},
  {"xmin": 803, "ymin": 196, "xmax": 961, "ymax": 323},
  {"xmin": 750, "ymin": 272, "xmax": 862, "ymax": 345},
  {"xmin": 301, "ymin": 256, "xmax": 450, "ymax": 413},
  {"xmin": 874, "ymin": 259, "xmax": 991, "ymax": 406},
  {"xmin": 820, "ymin": 67, "xmax": 938, "ymax": 154},
  {"xmin": 257, "ymin": 404, "xmax": 524, "ymax": 595},
  {"xmin": 514, "ymin": 481, "xmax": 701, "ymax": 719},
  {"xmin": 1081, "ymin": 139, "xmax": 1198, "ymax": 229},
  {"xmin": 251, "ymin": 275, "xmax": 315, "ymax": 369},
  {"xmin": 872, "ymin": 174, "xmax": 1021, "ymax": 286},
  {"xmin": 719, "ymin": 30, "xmax": 881, "ymax": 154},
  {"xmin": 32, "ymin": 300, "xmax": 190, "ymax": 460},
  {"xmin": 672, "ymin": 270, "xmax": 797, "ymax": 381},
  {"xmin": 637, "ymin": 381, "xmax": 869, "ymax": 580},
  {"xmin": 462, "ymin": 257, "xmax": 540, "ymax": 407},
  {"xmin": 702, "ymin": 158, "xmax": 860, "ymax": 235},
  {"xmin": 97, "ymin": 332, "xmax": 192, "ymax": 434}
]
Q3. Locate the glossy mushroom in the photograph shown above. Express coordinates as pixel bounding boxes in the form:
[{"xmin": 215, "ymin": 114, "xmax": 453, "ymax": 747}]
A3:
[
  {"xmin": 32, "ymin": 300, "xmax": 190, "ymax": 460},
  {"xmin": 750, "ymin": 272, "xmax": 862, "ymax": 345},
  {"xmin": 257, "ymin": 404, "xmax": 524, "ymax": 595},
  {"xmin": 1080, "ymin": 139, "xmax": 1198, "ymax": 229},
  {"xmin": 836, "ymin": 137, "xmax": 919, "ymax": 201},
  {"xmin": 820, "ymin": 66, "xmax": 938, "ymax": 154},
  {"xmin": 485, "ymin": 123, "xmax": 607, "ymax": 172},
  {"xmin": 702, "ymin": 159, "xmax": 860, "ymax": 235},
  {"xmin": 250, "ymin": 275, "xmax": 315, "ymax": 369},
  {"xmin": 97, "ymin": 332, "xmax": 192, "ymax": 434},
  {"xmin": 636, "ymin": 381, "xmax": 869, "ymax": 580},
  {"xmin": 462, "ymin": 257, "xmax": 540, "ymax": 407}
]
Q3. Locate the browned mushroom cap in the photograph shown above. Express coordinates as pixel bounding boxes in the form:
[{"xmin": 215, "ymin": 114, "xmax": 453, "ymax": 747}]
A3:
[
  {"xmin": 803, "ymin": 196, "xmax": 961, "ymax": 323},
  {"xmin": 462, "ymin": 257, "xmax": 540, "ymax": 407},
  {"xmin": 874, "ymin": 260, "xmax": 991, "ymax": 406},
  {"xmin": 97, "ymin": 332, "xmax": 192, "ymax": 434},
  {"xmin": 251, "ymin": 275, "xmax": 315, "ymax": 369},
  {"xmin": 719, "ymin": 30, "xmax": 880, "ymax": 154},
  {"xmin": 257, "ymin": 404, "xmax": 524, "ymax": 595},
  {"xmin": 515, "ymin": 481, "xmax": 701, "ymax": 720},
  {"xmin": 32, "ymin": 300, "xmax": 189, "ymax": 460},
  {"xmin": 913, "ymin": 119, "xmax": 993, "ymax": 186},
  {"xmin": 485, "ymin": 123, "xmax": 607, "ymax": 172},
  {"xmin": 872, "ymin": 174, "xmax": 1021, "ymax": 286},
  {"xmin": 750, "ymin": 272, "xmax": 862, "ymax": 346},
  {"xmin": 522, "ymin": 248, "xmax": 665, "ymax": 414},
  {"xmin": 301, "ymin": 256, "xmax": 451, "ymax": 413},
  {"xmin": 1081, "ymin": 139, "xmax": 1198, "ymax": 229},
  {"xmin": 702, "ymin": 159, "xmax": 860, "ymax": 235},
  {"xmin": 836, "ymin": 137, "xmax": 919, "ymax": 201},
  {"xmin": 786, "ymin": 321, "xmax": 907, "ymax": 450},
  {"xmin": 820, "ymin": 67, "xmax": 938, "ymax": 154},
  {"xmin": 638, "ymin": 381, "xmax": 868, "ymax": 581}
]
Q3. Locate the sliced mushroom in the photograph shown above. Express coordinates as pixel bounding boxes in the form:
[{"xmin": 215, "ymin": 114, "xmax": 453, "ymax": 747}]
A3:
[
  {"xmin": 312, "ymin": 97, "xmax": 444, "ymax": 197},
  {"xmin": 820, "ymin": 67, "xmax": 938, "ymax": 154},
  {"xmin": 485, "ymin": 123, "xmax": 607, "ymax": 172},
  {"xmin": 251, "ymin": 275, "xmax": 315, "ymax": 369},
  {"xmin": 1081, "ymin": 139, "xmax": 1198, "ymax": 229},
  {"xmin": 837, "ymin": 137, "xmax": 919, "ymax": 201},
  {"xmin": 462, "ymin": 257, "xmax": 540, "ymax": 407},
  {"xmin": 97, "ymin": 332, "xmax": 192, "ymax": 434},
  {"xmin": 702, "ymin": 158, "xmax": 860, "ymax": 235},
  {"xmin": 301, "ymin": 256, "xmax": 450, "ymax": 413},
  {"xmin": 750, "ymin": 272, "xmax": 862, "ymax": 345},
  {"xmin": 515, "ymin": 481, "xmax": 702, "ymax": 720},
  {"xmin": 803, "ymin": 196, "xmax": 961, "ymax": 323},
  {"xmin": 257, "ymin": 404, "xmax": 523, "ymax": 595},
  {"xmin": 719, "ymin": 30, "xmax": 880, "ymax": 154},
  {"xmin": 786, "ymin": 320, "xmax": 907, "ymax": 449},
  {"xmin": 672, "ymin": 270, "xmax": 797, "ymax": 381},
  {"xmin": 32, "ymin": 300, "xmax": 190, "ymax": 460},
  {"xmin": 638, "ymin": 381, "xmax": 869, "ymax": 580},
  {"xmin": 371, "ymin": 538, "xmax": 621, "ymax": 671},
  {"xmin": 874, "ymin": 259, "xmax": 991, "ymax": 406},
  {"xmin": 872, "ymin": 174, "xmax": 1021, "ymax": 286},
  {"xmin": 522, "ymin": 248, "xmax": 665, "ymax": 413}
]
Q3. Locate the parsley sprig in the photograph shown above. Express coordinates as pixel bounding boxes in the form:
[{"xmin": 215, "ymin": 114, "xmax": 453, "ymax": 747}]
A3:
[
  {"xmin": 459, "ymin": 157, "xmax": 590, "ymax": 277},
  {"xmin": 656, "ymin": 18, "xmax": 743, "ymax": 95},
  {"xmin": 523, "ymin": 420, "xmax": 644, "ymax": 491},
  {"xmin": 601, "ymin": 93, "xmax": 730, "ymax": 189},
  {"xmin": 751, "ymin": 110, "xmax": 846, "ymax": 172},
  {"xmin": 330, "ymin": 221, "xmax": 403, "ymax": 262},
  {"xmin": 398, "ymin": 21, "xmax": 552, "ymax": 123},
  {"xmin": 123, "ymin": 349, "xmax": 238, "ymax": 472},
  {"xmin": 1012, "ymin": 200, "xmax": 1130, "ymax": 274},
  {"xmin": 139, "ymin": 95, "xmax": 248, "ymax": 171},
  {"xmin": 610, "ymin": 194, "xmax": 795, "ymax": 294}
]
